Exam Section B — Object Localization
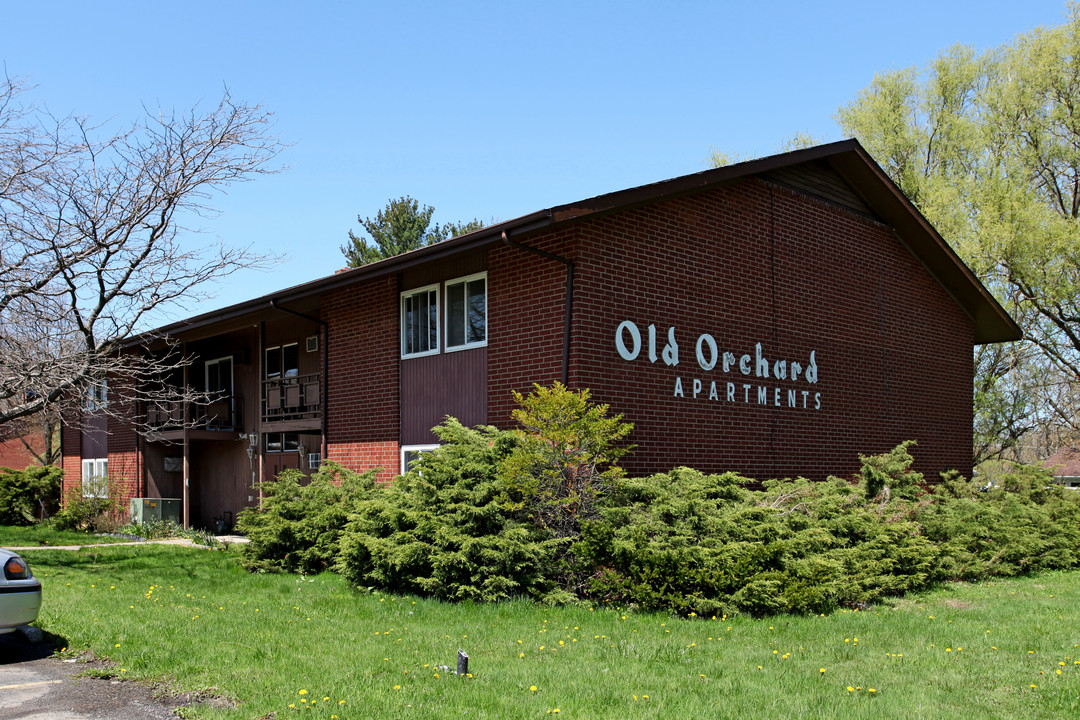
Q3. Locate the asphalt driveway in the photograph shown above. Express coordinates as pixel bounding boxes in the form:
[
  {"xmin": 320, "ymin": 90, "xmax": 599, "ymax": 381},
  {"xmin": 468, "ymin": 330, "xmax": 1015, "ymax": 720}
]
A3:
[{"xmin": 0, "ymin": 630, "xmax": 222, "ymax": 719}]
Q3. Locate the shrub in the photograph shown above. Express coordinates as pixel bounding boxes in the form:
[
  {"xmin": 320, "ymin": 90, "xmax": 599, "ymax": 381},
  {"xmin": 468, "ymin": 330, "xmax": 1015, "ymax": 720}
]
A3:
[
  {"xmin": 53, "ymin": 474, "xmax": 126, "ymax": 533},
  {"xmin": 118, "ymin": 519, "xmax": 220, "ymax": 547},
  {"xmin": 234, "ymin": 383, "xmax": 1080, "ymax": 619},
  {"xmin": 576, "ymin": 467, "xmax": 939, "ymax": 616},
  {"xmin": 921, "ymin": 465, "xmax": 1080, "ymax": 580},
  {"xmin": 236, "ymin": 461, "xmax": 377, "ymax": 573},
  {"xmin": 499, "ymin": 382, "xmax": 632, "ymax": 540},
  {"xmin": 336, "ymin": 419, "xmax": 566, "ymax": 602},
  {"xmin": 0, "ymin": 465, "xmax": 62, "ymax": 524}
]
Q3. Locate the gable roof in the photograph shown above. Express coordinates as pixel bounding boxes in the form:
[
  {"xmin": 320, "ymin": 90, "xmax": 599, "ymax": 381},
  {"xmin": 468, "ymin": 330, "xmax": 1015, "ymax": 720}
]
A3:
[
  {"xmin": 1043, "ymin": 446, "xmax": 1080, "ymax": 478},
  {"xmin": 146, "ymin": 139, "xmax": 1021, "ymax": 345}
]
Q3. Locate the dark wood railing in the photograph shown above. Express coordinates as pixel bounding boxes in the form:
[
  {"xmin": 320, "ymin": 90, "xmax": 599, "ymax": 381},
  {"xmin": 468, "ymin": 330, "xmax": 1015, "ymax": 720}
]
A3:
[
  {"xmin": 146, "ymin": 395, "xmax": 243, "ymax": 431},
  {"xmin": 262, "ymin": 373, "xmax": 321, "ymax": 422}
]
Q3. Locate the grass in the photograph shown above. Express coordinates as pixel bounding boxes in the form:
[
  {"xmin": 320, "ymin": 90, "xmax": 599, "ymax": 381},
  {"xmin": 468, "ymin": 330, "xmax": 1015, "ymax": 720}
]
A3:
[
  {"xmin": 18, "ymin": 543, "xmax": 1080, "ymax": 719},
  {"xmin": 0, "ymin": 522, "xmax": 136, "ymax": 547}
]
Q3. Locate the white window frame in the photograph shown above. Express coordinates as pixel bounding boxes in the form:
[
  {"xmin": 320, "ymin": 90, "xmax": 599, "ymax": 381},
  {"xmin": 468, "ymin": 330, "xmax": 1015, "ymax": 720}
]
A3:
[
  {"xmin": 401, "ymin": 284, "xmax": 441, "ymax": 358},
  {"xmin": 81, "ymin": 458, "xmax": 108, "ymax": 498},
  {"xmin": 444, "ymin": 272, "xmax": 487, "ymax": 352},
  {"xmin": 83, "ymin": 378, "xmax": 108, "ymax": 412},
  {"xmin": 401, "ymin": 444, "xmax": 439, "ymax": 474}
]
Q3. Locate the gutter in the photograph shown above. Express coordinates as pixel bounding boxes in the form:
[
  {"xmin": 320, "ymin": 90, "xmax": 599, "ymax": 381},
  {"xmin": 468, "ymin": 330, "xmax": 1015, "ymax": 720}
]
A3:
[{"xmin": 501, "ymin": 231, "xmax": 574, "ymax": 385}]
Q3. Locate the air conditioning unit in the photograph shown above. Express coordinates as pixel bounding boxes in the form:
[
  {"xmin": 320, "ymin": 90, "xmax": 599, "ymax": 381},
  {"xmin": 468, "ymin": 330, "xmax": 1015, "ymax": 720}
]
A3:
[{"xmin": 130, "ymin": 498, "xmax": 182, "ymax": 524}]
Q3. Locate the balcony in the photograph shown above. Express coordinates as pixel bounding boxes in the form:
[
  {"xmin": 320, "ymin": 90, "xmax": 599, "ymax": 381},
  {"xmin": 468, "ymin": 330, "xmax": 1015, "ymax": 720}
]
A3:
[
  {"xmin": 262, "ymin": 373, "xmax": 321, "ymax": 423},
  {"xmin": 146, "ymin": 395, "xmax": 243, "ymax": 432}
]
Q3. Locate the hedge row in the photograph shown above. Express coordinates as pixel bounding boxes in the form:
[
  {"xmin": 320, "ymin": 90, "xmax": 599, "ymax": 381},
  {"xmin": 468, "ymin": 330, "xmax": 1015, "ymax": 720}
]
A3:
[{"xmin": 237, "ymin": 419, "xmax": 1080, "ymax": 617}]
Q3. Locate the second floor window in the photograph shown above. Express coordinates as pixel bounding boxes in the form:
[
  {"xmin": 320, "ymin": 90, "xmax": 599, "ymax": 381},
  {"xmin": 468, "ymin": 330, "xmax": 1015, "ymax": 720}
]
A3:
[
  {"xmin": 205, "ymin": 356, "xmax": 233, "ymax": 398},
  {"xmin": 266, "ymin": 344, "xmax": 299, "ymax": 379},
  {"xmin": 401, "ymin": 273, "xmax": 488, "ymax": 358},
  {"xmin": 401, "ymin": 285, "xmax": 439, "ymax": 357},
  {"xmin": 446, "ymin": 273, "xmax": 487, "ymax": 350},
  {"xmin": 84, "ymin": 378, "xmax": 108, "ymax": 412}
]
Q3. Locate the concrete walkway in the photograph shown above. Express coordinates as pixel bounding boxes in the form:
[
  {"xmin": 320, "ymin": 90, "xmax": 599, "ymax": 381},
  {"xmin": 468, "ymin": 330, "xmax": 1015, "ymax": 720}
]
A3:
[{"xmin": 4, "ymin": 535, "xmax": 249, "ymax": 552}]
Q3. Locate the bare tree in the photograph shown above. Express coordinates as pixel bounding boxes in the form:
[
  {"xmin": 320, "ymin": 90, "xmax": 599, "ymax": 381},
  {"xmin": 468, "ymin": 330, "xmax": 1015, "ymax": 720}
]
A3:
[{"xmin": 0, "ymin": 76, "xmax": 283, "ymax": 430}]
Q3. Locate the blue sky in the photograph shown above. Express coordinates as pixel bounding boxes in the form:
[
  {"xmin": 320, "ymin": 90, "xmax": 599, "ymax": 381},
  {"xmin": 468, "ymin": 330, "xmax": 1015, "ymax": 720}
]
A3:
[{"xmin": 2, "ymin": 1, "xmax": 1070, "ymax": 323}]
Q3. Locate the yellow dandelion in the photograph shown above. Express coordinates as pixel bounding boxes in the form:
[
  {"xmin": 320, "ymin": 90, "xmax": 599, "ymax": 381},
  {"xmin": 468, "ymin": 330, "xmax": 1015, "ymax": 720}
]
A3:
[
  {"xmin": 298, "ymin": 689, "xmax": 308, "ymax": 695},
  {"xmin": 530, "ymin": 686, "xmax": 538, "ymax": 692},
  {"xmin": 847, "ymin": 686, "xmax": 854, "ymax": 692},
  {"xmin": 393, "ymin": 685, "xmax": 401, "ymax": 690}
]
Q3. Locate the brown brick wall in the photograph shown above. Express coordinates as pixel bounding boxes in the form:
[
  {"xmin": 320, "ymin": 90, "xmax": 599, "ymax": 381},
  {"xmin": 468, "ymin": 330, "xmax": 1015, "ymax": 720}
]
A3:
[
  {"xmin": 323, "ymin": 275, "xmax": 401, "ymax": 482},
  {"xmin": 561, "ymin": 178, "xmax": 972, "ymax": 481}
]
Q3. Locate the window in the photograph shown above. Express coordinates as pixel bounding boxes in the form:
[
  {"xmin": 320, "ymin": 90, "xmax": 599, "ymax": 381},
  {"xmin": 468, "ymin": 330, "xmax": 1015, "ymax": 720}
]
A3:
[
  {"xmin": 401, "ymin": 285, "xmax": 439, "ymax": 357},
  {"xmin": 266, "ymin": 344, "xmax": 299, "ymax": 379},
  {"xmin": 400, "ymin": 274, "xmax": 487, "ymax": 358},
  {"xmin": 81, "ymin": 458, "xmax": 108, "ymax": 498},
  {"xmin": 205, "ymin": 356, "xmax": 233, "ymax": 397},
  {"xmin": 401, "ymin": 444, "xmax": 439, "ymax": 474},
  {"xmin": 83, "ymin": 378, "xmax": 108, "ymax": 412},
  {"xmin": 265, "ymin": 432, "xmax": 300, "ymax": 453},
  {"xmin": 445, "ymin": 273, "xmax": 487, "ymax": 350}
]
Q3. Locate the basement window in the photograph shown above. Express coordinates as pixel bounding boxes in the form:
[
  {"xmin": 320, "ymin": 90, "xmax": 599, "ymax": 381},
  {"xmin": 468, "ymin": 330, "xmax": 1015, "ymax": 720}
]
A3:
[{"xmin": 401, "ymin": 444, "xmax": 439, "ymax": 474}]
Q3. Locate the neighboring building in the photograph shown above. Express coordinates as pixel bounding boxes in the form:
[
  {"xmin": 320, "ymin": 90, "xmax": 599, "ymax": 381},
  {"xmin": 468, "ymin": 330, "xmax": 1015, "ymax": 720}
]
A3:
[
  {"xmin": 0, "ymin": 429, "xmax": 47, "ymax": 470},
  {"xmin": 60, "ymin": 140, "xmax": 1021, "ymax": 529},
  {"xmin": 1042, "ymin": 446, "xmax": 1080, "ymax": 489}
]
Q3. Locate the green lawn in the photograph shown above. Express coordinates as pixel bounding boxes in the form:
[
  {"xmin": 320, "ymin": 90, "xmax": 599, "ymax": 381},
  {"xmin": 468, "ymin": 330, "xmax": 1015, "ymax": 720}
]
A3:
[
  {"xmin": 0, "ymin": 523, "xmax": 136, "ymax": 547},
  {"xmin": 19, "ymin": 544, "xmax": 1080, "ymax": 719}
]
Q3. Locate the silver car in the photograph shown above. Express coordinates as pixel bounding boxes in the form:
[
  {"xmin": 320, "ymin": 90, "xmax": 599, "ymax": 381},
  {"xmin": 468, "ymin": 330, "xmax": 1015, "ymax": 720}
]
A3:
[{"xmin": 0, "ymin": 548, "xmax": 41, "ymax": 634}]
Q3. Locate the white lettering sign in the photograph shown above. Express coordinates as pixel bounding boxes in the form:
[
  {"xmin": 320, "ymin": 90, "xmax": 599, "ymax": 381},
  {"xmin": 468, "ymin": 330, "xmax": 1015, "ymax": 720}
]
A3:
[{"xmin": 614, "ymin": 320, "xmax": 824, "ymax": 411}]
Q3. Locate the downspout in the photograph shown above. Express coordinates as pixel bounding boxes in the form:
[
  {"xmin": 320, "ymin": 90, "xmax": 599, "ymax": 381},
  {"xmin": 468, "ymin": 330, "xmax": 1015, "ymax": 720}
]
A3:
[
  {"xmin": 269, "ymin": 300, "xmax": 329, "ymax": 461},
  {"xmin": 501, "ymin": 231, "xmax": 574, "ymax": 385}
]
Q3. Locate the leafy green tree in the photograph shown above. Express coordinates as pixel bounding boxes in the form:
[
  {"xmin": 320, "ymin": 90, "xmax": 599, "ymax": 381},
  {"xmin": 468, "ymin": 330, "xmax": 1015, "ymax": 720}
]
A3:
[
  {"xmin": 836, "ymin": 4, "xmax": 1080, "ymax": 463},
  {"xmin": 341, "ymin": 196, "xmax": 484, "ymax": 267}
]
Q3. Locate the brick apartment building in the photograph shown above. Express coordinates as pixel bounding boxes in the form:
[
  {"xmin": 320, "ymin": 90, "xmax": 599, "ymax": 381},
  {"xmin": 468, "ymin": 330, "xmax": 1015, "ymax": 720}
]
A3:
[{"xmin": 60, "ymin": 140, "xmax": 1020, "ymax": 530}]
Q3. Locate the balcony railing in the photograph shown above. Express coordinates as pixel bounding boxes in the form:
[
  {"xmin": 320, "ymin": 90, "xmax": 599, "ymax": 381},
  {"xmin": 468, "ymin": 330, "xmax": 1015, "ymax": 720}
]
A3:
[
  {"xmin": 262, "ymin": 373, "xmax": 321, "ymax": 422},
  {"xmin": 146, "ymin": 395, "xmax": 243, "ymax": 432}
]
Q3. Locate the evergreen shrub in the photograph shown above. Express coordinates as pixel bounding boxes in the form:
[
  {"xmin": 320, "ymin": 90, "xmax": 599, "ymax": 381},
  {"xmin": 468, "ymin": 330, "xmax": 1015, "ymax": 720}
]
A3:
[
  {"xmin": 236, "ymin": 461, "xmax": 377, "ymax": 573},
  {"xmin": 236, "ymin": 384, "xmax": 1080, "ymax": 618},
  {"xmin": 335, "ymin": 419, "xmax": 567, "ymax": 602},
  {"xmin": 0, "ymin": 465, "xmax": 62, "ymax": 524}
]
